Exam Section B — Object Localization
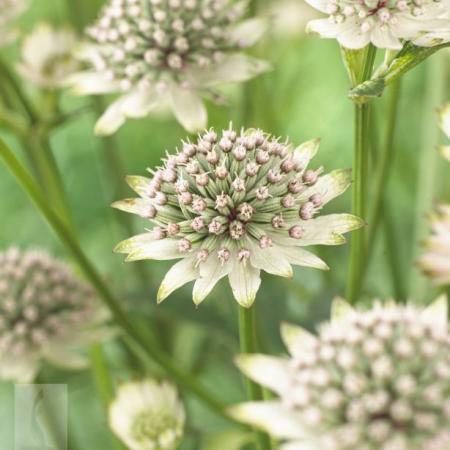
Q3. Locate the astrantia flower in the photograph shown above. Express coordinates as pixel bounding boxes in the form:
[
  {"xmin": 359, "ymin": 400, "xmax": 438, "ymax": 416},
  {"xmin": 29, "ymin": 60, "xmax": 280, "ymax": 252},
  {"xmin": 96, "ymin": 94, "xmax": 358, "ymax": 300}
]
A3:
[
  {"xmin": 418, "ymin": 205, "xmax": 450, "ymax": 285},
  {"xmin": 438, "ymin": 102, "xmax": 450, "ymax": 162},
  {"xmin": 17, "ymin": 23, "xmax": 79, "ymax": 89},
  {"xmin": 113, "ymin": 126, "xmax": 363, "ymax": 307},
  {"xmin": 0, "ymin": 247, "xmax": 111, "ymax": 382},
  {"xmin": 67, "ymin": 0, "xmax": 269, "ymax": 135},
  {"xmin": 232, "ymin": 297, "xmax": 450, "ymax": 450},
  {"xmin": 304, "ymin": 0, "xmax": 450, "ymax": 49},
  {"xmin": 109, "ymin": 379, "xmax": 185, "ymax": 450},
  {"xmin": 0, "ymin": 0, "xmax": 27, "ymax": 46}
]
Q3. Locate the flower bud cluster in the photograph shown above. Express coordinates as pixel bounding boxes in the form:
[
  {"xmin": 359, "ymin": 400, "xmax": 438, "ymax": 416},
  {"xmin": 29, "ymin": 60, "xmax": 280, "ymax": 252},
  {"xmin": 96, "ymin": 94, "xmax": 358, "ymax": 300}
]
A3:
[{"xmin": 87, "ymin": 0, "xmax": 246, "ymax": 92}]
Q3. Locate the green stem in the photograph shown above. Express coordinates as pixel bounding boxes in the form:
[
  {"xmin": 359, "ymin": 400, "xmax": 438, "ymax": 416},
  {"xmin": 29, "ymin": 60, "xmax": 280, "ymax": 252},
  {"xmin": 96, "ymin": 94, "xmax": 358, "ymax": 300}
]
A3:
[
  {"xmin": 238, "ymin": 306, "xmax": 272, "ymax": 450},
  {"xmin": 345, "ymin": 45, "xmax": 376, "ymax": 305},
  {"xmin": 0, "ymin": 138, "xmax": 231, "ymax": 423}
]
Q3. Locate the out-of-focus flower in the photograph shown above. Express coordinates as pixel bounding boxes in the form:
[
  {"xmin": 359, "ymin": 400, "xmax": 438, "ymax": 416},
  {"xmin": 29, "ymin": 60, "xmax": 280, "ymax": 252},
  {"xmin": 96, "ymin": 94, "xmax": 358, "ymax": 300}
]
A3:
[
  {"xmin": 67, "ymin": 0, "xmax": 269, "ymax": 135},
  {"xmin": 17, "ymin": 23, "xmax": 79, "ymax": 90},
  {"xmin": 438, "ymin": 103, "xmax": 450, "ymax": 162},
  {"xmin": 231, "ymin": 297, "xmax": 450, "ymax": 450},
  {"xmin": 113, "ymin": 126, "xmax": 363, "ymax": 307},
  {"xmin": 109, "ymin": 378, "xmax": 185, "ymax": 450},
  {"xmin": 304, "ymin": 0, "xmax": 450, "ymax": 50},
  {"xmin": 0, "ymin": 247, "xmax": 112, "ymax": 383},
  {"xmin": 418, "ymin": 205, "xmax": 450, "ymax": 285},
  {"xmin": 267, "ymin": 0, "xmax": 319, "ymax": 39},
  {"xmin": 0, "ymin": 0, "xmax": 27, "ymax": 46}
]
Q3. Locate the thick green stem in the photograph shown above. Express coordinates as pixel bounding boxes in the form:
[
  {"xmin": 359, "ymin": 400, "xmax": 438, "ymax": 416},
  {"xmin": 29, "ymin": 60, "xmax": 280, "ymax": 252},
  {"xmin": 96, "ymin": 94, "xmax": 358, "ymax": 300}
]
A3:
[
  {"xmin": 0, "ymin": 138, "xmax": 230, "ymax": 422},
  {"xmin": 345, "ymin": 45, "xmax": 376, "ymax": 305},
  {"xmin": 238, "ymin": 306, "xmax": 272, "ymax": 450}
]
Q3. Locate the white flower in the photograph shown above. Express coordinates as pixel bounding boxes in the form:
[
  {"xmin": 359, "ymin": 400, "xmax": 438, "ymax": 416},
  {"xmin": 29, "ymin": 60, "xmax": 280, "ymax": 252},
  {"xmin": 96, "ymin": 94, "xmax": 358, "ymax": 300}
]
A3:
[
  {"xmin": 438, "ymin": 102, "xmax": 450, "ymax": 162},
  {"xmin": 113, "ymin": 126, "xmax": 363, "ymax": 307},
  {"xmin": 304, "ymin": 0, "xmax": 450, "ymax": 50},
  {"xmin": 0, "ymin": 247, "xmax": 112, "ymax": 383},
  {"xmin": 231, "ymin": 297, "xmax": 450, "ymax": 450},
  {"xmin": 16, "ymin": 23, "xmax": 79, "ymax": 89},
  {"xmin": 418, "ymin": 205, "xmax": 450, "ymax": 285},
  {"xmin": 109, "ymin": 379, "xmax": 185, "ymax": 450},
  {"xmin": 66, "ymin": 0, "xmax": 269, "ymax": 135},
  {"xmin": 0, "ymin": 0, "xmax": 27, "ymax": 47}
]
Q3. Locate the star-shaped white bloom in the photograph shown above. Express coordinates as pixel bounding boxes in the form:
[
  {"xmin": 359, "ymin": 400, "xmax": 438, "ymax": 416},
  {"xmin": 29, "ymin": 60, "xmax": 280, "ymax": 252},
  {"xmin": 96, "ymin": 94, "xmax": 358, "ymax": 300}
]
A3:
[
  {"xmin": 304, "ymin": 0, "xmax": 450, "ymax": 49},
  {"xmin": 113, "ymin": 126, "xmax": 363, "ymax": 307},
  {"xmin": 231, "ymin": 297, "xmax": 450, "ymax": 450},
  {"xmin": 66, "ymin": 0, "xmax": 269, "ymax": 135},
  {"xmin": 17, "ymin": 23, "xmax": 79, "ymax": 89},
  {"xmin": 0, "ymin": 247, "xmax": 113, "ymax": 383},
  {"xmin": 109, "ymin": 379, "xmax": 185, "ymax": 450},
  {"xmin": 0, "ymin": 0, "xmax": 27, "ymax": 47}
]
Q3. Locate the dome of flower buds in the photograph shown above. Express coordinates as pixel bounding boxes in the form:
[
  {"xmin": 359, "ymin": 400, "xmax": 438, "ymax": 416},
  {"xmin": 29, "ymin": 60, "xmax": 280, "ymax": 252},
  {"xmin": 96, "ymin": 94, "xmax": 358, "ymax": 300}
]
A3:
[
  {"xmin": 233, "ymin": 297, "xmax": 450, "ymax": 450},
  {"xmin": 113, "ymin": 126, "xmax": 362, "ymax": 307},
  {"xmin": 0, "ymin": 247, "xmax": 110, "ymax": 382},
  {"xmin": 109, "ymin": 378, "xmax": 185, "ymax": 450},
  {"xmin": 68, "ymin": 0, "xmax": 269, "ymax": 135},
  {"xmin": 0, "ymin": 0, "xmax": 27, "ymax": 47}
]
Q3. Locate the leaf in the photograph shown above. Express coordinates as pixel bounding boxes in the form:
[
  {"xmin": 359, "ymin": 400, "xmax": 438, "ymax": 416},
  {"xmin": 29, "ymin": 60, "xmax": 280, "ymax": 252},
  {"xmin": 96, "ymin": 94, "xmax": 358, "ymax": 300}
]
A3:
[
  {"xmin": 202, "ymin": 430, "xmax": 252, "ymax": 450},
  {"xmin": 349, "ymin": 42, "xmax": 450, "ymax": 103}
]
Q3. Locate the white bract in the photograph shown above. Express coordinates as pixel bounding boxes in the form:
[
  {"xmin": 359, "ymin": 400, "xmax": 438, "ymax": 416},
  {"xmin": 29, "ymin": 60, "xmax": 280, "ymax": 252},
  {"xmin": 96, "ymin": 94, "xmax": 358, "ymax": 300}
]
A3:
[
  {"xmin": 0, "ymin": 0, "xmax": 27, "ymax": 46},
  {"xmin": 17, "ymin": 23, "xmax": 79, "ymax": 89},
  {"xmin": 414, "ymin": 12, "xmax": 450, "ymax": 46},
  {"xmin": 0, "ymin": 247, "xmax": 112, "ymax": 383},
  {"xmin": 419, "ymin": 205, "xmax": 450, "ymax": 285},
  {"xmin": 304, "ymin": 0, "xmax": 450, "ymax": 49},
  {"xmin": 67, "ymin": 0, "xmax": 269, "ymax": 135},
  {"xmin": 109, "ymin": 379, "xmax": 185, "ymax": 450},
  {"xmin": 438, "ymin": 103, "xmax": 450, "ymax": 162},
  {"xmin": 113, "ymin": 126, "xmax": 363, "ymax": 307},
  {"xmin": 231, "ymin": 297, "xmax": 450, "ymax": 450}
]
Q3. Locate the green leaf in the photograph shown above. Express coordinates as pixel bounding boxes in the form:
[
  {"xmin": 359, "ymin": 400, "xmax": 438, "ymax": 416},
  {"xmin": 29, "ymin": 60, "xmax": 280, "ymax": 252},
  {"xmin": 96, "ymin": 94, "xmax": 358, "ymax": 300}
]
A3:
[
  {"xmin": 202, "ymin": 430, "xmax": 253, "ymax": 450},
  {"xmin": 349, "ymin": 42, "xmax": 450, "ymax": 103}
]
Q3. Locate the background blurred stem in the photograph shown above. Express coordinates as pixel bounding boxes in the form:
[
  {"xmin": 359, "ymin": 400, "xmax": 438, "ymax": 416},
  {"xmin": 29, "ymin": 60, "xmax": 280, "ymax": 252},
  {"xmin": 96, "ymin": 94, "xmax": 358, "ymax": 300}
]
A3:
[
  {"xmin": 0, "ymin": 137, "xmax": 232, "ymax": 423},
  {"xmin": 409, "ymin": 55, "xmax": 447, "ymax": 299},
  {"xmin": 346, "ymin": 45, "xmax": 376, "ymax": 305},
  {"xmin": 238, "ymin": 306, "xmax": 272, "ymax": 450}
]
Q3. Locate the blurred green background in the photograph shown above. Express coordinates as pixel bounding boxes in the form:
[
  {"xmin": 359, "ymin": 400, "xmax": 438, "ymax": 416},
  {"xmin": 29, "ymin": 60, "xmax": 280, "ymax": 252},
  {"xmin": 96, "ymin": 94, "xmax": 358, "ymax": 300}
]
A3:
[{"xmin": 0, "ymin": 0, "xmax": 449, "ymax": 449}]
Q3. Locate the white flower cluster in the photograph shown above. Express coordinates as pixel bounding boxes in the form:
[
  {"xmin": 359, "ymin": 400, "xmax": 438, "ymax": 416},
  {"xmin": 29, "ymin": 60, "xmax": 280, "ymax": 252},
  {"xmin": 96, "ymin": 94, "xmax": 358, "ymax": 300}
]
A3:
[
  {"xmin": 17, "ymin": 23, "xmax": 79, "ymax": 89},
  {"xmin": 68, "ymin": 0, "xmax": 269, "ymax": 135},
  {"xmin": 113, "ymin": 126, "xmax": 362, "ymax": 307},
  {"xmin": 232, "ymin": 297, "xmax": 450, "ymax": 450},
  {"xmin": 109, "ymin": 379, "xmax": 185, "ymax": 450},
  {"xmin": 0, "ymin": 247, "xmax": 110, "ymax": 382},
  {"xmin": 304, "ymin": 0, "xmax": 450, "ymax": 49},
  {"xmin": 0, "ymin": 0, "xmax": 26, "ymax": 46}
]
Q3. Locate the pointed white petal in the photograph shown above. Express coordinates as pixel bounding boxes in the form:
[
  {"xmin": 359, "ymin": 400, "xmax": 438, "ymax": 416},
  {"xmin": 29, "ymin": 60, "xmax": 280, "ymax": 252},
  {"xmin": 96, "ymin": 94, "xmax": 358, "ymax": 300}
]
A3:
[
  {"xmin": 370, "ymin": 25, "xmax": 402, "ymax": 50},
  {"xmin": 303, "ymin": 0, "xmax": 329, "ymax": 13},
  {"xmin": 249, "ymin": 243, "xmax": 293, "ymax": 278},
  {"xmin": 229, "ymin": 18, "xmax": 268, "ymax": 47},
  {"xmin": 125, "ymin": 175, "xmax": 152, "ymax": 197},
  {"xmin": 94, "ymin": 96, "xmax": 128, "ymax": 136},
  {"xmin": 331, "ymin": 296, "xmax": 355, "ymax": 323},
  {"xmin": 169, "ymin": 84, "xmax": 207, "ymax": 133},
  {"xmin": 422, "ymin": 295, "xmax": 448, "ymax": 330},
  {"xmin": 114, "ymin": 232, "xmax": 160, "ymax": 254},
  {"xmin": 120, "ymin": 87, "xmax": 160, "ymax": 119},
  {"xmin": 228, "ymin": 262, "xmax": 261, "ymax": 307},
  {"xmin": 111, "ymin": 198, "xmax": 155, "ymax": 218},
  {"xmin": 236, "ymin": 354, "xmax": 291, "ymax": 394},
  {"xmin": 193, "ymin": 255, "xmax": 232, "ymax": 305},
  {"xmin": 280, "ymin": 323, "xmax": 318, "ymax": 357},
  {"xmin": 229, "ymin": 401, "xmax": 309, "ymax": 440},
  {"xmin": 65, "ymin": 72, "xmax": 119, "ymax": 95},
  {"xmin": 126, "ymin": 239, "xmax": 184, "ymax": 261},
  {"xmin": 292, "ymin": 138, "xmax": 321, "ymax": 169},
  {"xmin": 281, "ymin": 247, "xmax": 329, "ymax": 271},
  {"xmin": 157, "ymin": 258, "xmax": 199, "ymax": 303}
]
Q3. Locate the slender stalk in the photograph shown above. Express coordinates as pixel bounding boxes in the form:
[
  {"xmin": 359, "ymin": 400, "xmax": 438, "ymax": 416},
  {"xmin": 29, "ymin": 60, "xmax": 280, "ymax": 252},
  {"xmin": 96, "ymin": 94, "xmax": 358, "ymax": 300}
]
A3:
[
  {"xmin": 238, "ymin": 306, "xmax": 272, "ymax": 450},
  {"xmin": 0, "ymin": 138, "xmax": 231, "ymax": 422},
  {"xmin": 345, "ymin": 45, "xmax": 376, "ymax": 305}
]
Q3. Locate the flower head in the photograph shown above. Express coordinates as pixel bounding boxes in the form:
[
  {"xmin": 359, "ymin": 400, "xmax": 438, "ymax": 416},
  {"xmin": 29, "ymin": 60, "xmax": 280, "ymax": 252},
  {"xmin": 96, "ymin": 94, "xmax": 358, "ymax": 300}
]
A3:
[
  {"xmin": 0, "ymin": 0, "xmax": 27, "ymax": 47},
  {"xmin": 109, "ymin": 378, "xmax": 185, "ymax": 450},
  {"xmin": 67, "ymin": 0, "xmax": 269, "ymax": 135},
  {"xmin": 438, "ymin": 102, "xmax": 450, "ymax": 162},
  {"xmin": 17, "ymin": 23, "xmax": 79, "ymax": 89},
  {"xmin": 418, "ymin": 205, "xmax": 450, "ymax": 285},
  {"xmin": 304, "ymin": 0, "xmax": 450, "ymax": 49},
  {"xmin": 113, "ymin": 126, "xmax": 363, "ymax": 307},
  {"xmin": 232, "ymin": 297, "xmax": 450, "ymax": 450},
  {"xmin": 0, "ymin": 247, "xmax": 111, "ymax": 382}
]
